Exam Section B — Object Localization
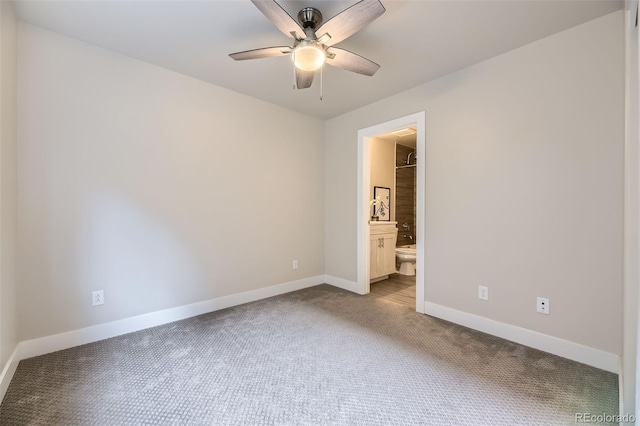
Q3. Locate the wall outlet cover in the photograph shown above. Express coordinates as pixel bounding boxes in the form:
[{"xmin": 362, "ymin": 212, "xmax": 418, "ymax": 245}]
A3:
[
  {"xmin": 92, "ymin": 290, "xmax": 104, "ymax": 306},
  {"xmin": 536, "ymin": 297, "xmax": 549, "ymax": 315},
  {"xmin": 478, "ymin": 286, "xmax": 489, "ymax": 301}
]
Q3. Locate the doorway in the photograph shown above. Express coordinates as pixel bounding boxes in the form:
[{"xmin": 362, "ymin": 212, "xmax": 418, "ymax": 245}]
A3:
[{"xmin": 357, "ymin": 112, "xmax": 426, "ymax": 313}]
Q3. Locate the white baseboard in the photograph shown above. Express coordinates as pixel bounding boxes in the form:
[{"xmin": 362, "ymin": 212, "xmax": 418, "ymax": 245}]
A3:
[
  {"xmin": 424, "ymin": 301, "xmax": 619, "ymax": 373},
  {"xmin": 0, "ymin": 346, "xmax": 20, "ymax": 403},
  {"xmin": 324, "ymin": 275, "xmax": 362, "ymax": 294},
  {"xmin": 0, "ymin": 275, "xmax": 325, "ymax": 402},
  {"xmin": 4, "ymin": 278, "xmax": 616, "ymax": 403}
]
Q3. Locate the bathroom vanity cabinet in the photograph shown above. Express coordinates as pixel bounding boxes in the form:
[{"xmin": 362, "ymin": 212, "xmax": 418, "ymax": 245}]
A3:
[{"xmin": 370, "ymin": 222, "xmax": 398, "ymax": 281}]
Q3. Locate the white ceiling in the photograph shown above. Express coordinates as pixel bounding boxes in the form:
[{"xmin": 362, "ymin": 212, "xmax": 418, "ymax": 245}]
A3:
[{"xmin": 13, "ymin": 0, "xmax": 623, "ymax": 119}]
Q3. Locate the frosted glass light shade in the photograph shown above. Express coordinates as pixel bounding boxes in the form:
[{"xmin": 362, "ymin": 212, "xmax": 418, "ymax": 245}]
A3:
[{"xmin": 293, "ymin": 45, "xmax": 325, "ymax": 71}]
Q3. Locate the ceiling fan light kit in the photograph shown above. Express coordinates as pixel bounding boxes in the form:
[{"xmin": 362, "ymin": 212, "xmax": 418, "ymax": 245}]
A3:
[
  {"xmin": 292, "ymin": 42, "xmax": 325, "ymax": 72},
  {"xmin": 229, "ymin": 0, "xmax": 386, "ymax": 94}
]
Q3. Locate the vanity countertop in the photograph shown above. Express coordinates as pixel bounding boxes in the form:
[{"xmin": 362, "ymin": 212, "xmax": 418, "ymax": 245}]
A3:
[{"xmin": 369, "ymin": 221, "xmax": 397, "ymax": 225}]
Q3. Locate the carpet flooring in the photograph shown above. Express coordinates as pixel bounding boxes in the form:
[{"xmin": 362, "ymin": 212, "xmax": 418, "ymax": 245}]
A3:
[{"xmin": 0, "ymin": 284, "xmax": 618, "ymax": 425}]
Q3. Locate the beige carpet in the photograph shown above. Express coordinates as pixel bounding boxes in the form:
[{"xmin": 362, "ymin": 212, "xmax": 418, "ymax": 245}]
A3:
[{"xmin": 0, "ymin": 284, "xmax": 618, "ymax": 425}]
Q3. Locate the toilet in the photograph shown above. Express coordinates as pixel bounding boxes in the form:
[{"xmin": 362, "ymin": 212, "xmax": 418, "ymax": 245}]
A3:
[{"xmin": 395, "ymin": 245, "xmax": 416, "ymax": 276}]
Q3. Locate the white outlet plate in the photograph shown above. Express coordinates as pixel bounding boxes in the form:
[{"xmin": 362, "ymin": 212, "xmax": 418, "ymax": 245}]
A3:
[
  {"xmin": 92, "ymin": 290, "xmax": 104, "ymax": 306},
  {"xmin": 292, "ymin": 260, "xmax": 299, "ymax": 270},
  {"xmin": 537, "ymin": 297, "xmax": 549, "ymax": 315},
  {"xmin": 478, "ymin": 286, "xmax": 488, "ymax": 301}
]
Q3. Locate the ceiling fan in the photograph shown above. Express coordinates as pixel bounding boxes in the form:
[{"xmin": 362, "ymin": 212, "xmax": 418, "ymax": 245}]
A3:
[{"xmin": 229, "ymin": 0, "xmax": 386, "ymax": 90}]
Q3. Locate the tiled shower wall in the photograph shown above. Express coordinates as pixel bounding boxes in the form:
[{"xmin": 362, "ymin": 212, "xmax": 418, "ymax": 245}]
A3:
[{"xmin": 395, "ymin": 144, "xmax": 416, "ymax": 247}]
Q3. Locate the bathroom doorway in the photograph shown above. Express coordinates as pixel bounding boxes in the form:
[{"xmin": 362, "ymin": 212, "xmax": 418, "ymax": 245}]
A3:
[{"xmin": 357, "ymin": 112, "xmax": 425, "ymax": 313}]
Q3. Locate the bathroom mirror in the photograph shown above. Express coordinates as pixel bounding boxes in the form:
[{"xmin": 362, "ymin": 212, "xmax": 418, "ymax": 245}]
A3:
[{"xmin": 373, "ymin": 186, "xmax": 391, "ymax": 221}]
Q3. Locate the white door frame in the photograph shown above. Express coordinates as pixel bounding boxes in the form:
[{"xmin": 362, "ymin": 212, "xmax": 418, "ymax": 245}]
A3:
[
  {"xmin": 622, "ymin": 0, "xmax": 640, "ymax": 419},
  {"xmin": 357, "ymin": 112, "xmax": 426, "ymax": 313}
]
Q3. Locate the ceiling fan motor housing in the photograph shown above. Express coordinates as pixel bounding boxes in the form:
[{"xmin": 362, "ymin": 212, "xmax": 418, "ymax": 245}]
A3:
[{"xmin": 297, "ymin": 7, "xmax": 323, "ymax": 29}]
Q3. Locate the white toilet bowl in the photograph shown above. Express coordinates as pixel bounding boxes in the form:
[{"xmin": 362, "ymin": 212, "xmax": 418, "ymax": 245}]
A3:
[{"xmin": 395, "ymin": 245, "xmax": 416, "ymax": 276}]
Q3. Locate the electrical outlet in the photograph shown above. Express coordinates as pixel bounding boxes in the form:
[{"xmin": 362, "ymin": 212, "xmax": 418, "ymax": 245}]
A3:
[
  {"xmin": 536, "ymin": 297, "xmax": 549, "ymax": 315},
  {"xmin": 292, "ymin": 260, "xmax": 299, "ymax": 270},
  {"xmin": 478, "ymin": 286, "xmax": 489, "ymax": 301},
  {"xmin": 92, "ymin": 290, "xmax": 104, "ymax": 306}
]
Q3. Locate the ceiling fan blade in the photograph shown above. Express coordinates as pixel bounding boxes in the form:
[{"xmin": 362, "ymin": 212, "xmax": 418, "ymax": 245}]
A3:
[
  {"xmin": 229, "ymin": 46, "xmax": 291, "ymax": 61},
  {"xmin": 251, "ymin": 0, "xmax": 305, "ymax": 40},
  {"xmin": 295, "ymin": 68, "xmax": 314, "ymax": 89},
  {"xmin": 325, "ymin": 47, "xmax": 380, "ymax": 76},
  {"xmin": 315, "ymin": 0, "xmax": 385, "ymax": 46}
]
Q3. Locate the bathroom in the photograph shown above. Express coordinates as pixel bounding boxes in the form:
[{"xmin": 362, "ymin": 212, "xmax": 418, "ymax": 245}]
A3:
[{"xmin": 369, "ymin": 127, "xmax": 417, "ymax": 307}]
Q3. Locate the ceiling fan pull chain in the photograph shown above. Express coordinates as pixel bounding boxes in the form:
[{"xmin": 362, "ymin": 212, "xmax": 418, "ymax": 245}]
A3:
[{"xmin": 320, "ymin": 67, "xmax": 323, "ymax": 101}]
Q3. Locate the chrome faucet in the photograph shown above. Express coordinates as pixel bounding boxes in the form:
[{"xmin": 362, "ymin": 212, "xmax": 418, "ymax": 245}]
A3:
[{"xmin": 406, "ymin": 152, "xmax": 415, "ymax": 165}]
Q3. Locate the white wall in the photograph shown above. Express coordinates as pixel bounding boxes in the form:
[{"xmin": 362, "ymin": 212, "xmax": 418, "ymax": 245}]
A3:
[
  {"xmin": 0, "ymin": 0, "xmax": 18, "ymax": 370},
  {"xmin": 325, "ymin": 12, "xmax": 624, "ymax": 354},
  {"xmin": 369, "ymin": 136, "xmax": 395, "ymax": 221},
  {"xmin": 17, "ymin": 24, "xmax": 325, "ymax": 341}
]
